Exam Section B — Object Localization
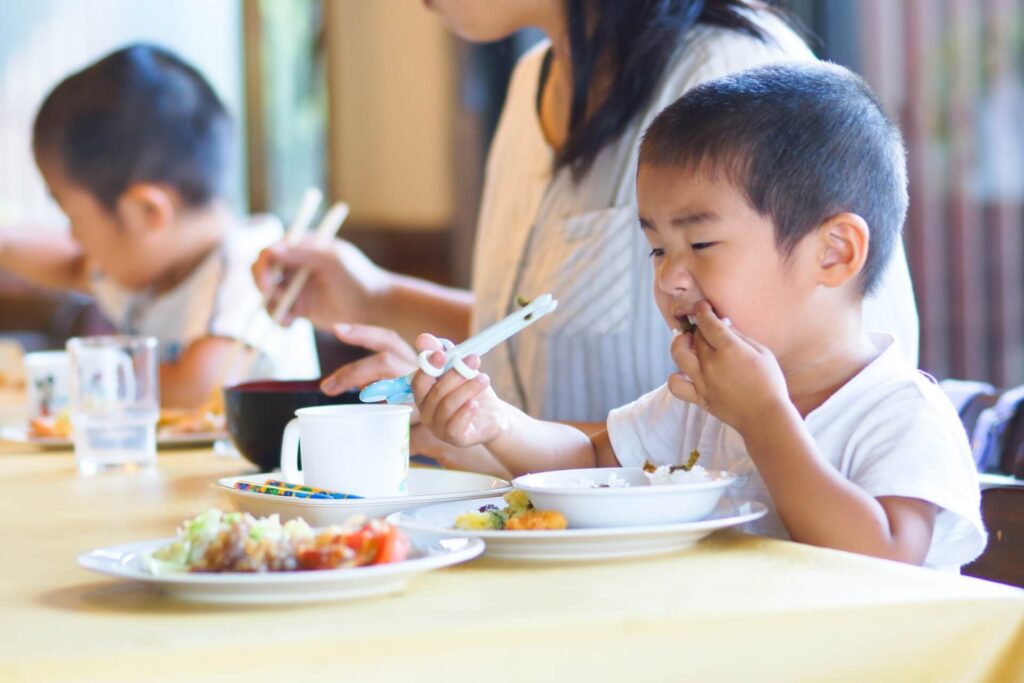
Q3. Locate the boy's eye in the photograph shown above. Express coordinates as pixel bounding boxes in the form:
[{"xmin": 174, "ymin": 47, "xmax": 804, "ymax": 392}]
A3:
[
  {"xmin": 691, "ymin": 242, "xmax": 717, "ymax": 251},
  {"xmin": 647, "ymin": 248, "xmax": 664, "ymax": 258}
]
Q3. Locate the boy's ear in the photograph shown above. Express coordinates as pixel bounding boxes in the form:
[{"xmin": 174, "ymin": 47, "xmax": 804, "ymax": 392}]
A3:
[
  {"xmin": 115, "ymin": 184, "xmax": 176, "ymax": 233},
  {"xmin": 815, "ymin": 212, "xmax": 869, "ymax": 288}
]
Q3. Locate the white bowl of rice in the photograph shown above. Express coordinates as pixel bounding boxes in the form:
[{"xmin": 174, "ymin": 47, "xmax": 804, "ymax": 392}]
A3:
[{"xmin": 512, "ymin": 466, "xmax": 735, "ymax": 528}]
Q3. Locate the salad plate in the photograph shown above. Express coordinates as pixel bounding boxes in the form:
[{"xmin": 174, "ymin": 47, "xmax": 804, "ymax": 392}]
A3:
[
  {"xmin": 1, "ymin": 424, "xmax": 227, "ymax": 450},
  {"xmin": 216, "ymin": 469, "xmax": 512, "ymax": 527},
  {"xmin": 77, "ymin": 533, "xmax": 483, "ymax": 604},
  {"xmin": 389, "ymin": 496, "xmax": 767, "ymax": 562}
]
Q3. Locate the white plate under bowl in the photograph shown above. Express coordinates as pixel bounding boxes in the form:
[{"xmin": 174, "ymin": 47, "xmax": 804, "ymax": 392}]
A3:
[
  {"xmin": 389, "ymin": 496, "xmax": 767, "ymax": 562},
  {"xmin": 0, "ymin": 425, "xmax": 226, "ymax": 450},
  {"xmin": 216, "ymin": 469, "xmax": 511, "ymax": 526},
  {"xmin": 513, "ymin": 467, "xmax": 736, "ymax": 528},
  {"xmin": 77, "ymin": 533, "xmax": 483, "ymax": 604}
]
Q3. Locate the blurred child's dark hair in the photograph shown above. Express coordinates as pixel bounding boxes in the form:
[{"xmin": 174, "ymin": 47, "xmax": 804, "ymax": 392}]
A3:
[
  {"xmin": 33, "ymin": 43, "xmax": 232, "ymax": 210},
  {"xmin": 638, "ymin": 62, "xmax": 907, "ymax": 295}
]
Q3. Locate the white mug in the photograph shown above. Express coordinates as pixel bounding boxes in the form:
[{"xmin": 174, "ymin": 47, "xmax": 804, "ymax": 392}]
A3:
[{"xmin": 279, "ymin": 404, "xmax": 411, "ymax": 497}]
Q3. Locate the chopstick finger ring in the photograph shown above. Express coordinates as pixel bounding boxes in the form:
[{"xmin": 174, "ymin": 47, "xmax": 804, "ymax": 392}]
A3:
[
  {"xmin": 418, "ymin": 350, "xmax": 444, "ymax": 377},
  {"xmin": 417, "ymin": 338, "xmax": 454, "ymax": 378},
  {"xmin": 450, "ymin": 354, "xmax": 478, "ymax": 380}
]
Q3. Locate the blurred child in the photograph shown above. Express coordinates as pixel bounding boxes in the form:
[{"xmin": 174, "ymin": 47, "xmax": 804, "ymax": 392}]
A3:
[
  {"xmin": 0, "ymin": 44, "xmax": 318, "ymax": 408},
  {"xmin": 411, "ymin": 62, "xmax": 985, "ymax": 571}
]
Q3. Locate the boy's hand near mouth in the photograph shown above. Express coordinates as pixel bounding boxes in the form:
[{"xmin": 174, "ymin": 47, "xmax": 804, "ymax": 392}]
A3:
[{"xmin": 669, "ymin": 300, "xmax": 788, "ymax": 435}]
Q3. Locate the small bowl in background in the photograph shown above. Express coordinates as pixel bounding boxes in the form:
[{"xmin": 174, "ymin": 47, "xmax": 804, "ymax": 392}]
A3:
[
  {"xmin": 223, "ymin": 379, "xmax": 360, "ymax": 471},
  {"xmin": 513, "ymin": 467, "xmax": 735, "ymax": 528}
]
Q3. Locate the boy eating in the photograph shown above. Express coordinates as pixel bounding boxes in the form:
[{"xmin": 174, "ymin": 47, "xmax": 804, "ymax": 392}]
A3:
[
  {"xmin": 411, "ymin": 62, "xmax": 985, "ymax": 571},
  {"xmin": 0, "ymin": 45, "xmax": 318, "ymax": 407}
]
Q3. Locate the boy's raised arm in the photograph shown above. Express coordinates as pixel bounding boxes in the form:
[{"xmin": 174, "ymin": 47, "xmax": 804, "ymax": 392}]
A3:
[
  {"xmin": 671, "ymin": 303, "xmax": 937, "ymax": 564},
  {"xmin": 740, "ymin": 403, "xmax": 937, "ymax": 564},
  {"xmin": 0, "ymin": 227, "xmax": 91, "ymax": 291},
  {"xmin": 411, "ymin": 334, "xmax": 609, "ymax": 477}
]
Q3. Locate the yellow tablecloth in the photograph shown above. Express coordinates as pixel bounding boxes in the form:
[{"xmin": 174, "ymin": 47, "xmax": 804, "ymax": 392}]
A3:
[{"xmin": 1, "ymin": 439, "xmax": 1022, "ymax": 682}]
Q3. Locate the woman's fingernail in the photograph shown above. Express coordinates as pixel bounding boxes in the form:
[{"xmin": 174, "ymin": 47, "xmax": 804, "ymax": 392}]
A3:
[
  {"xmin": 334, "ymin": 323, "xmax": 351, "ymax": 335},
  {"xmin": 477, "ymin": 373, "xmax": 490, "ymax": 384},
  {"xmin": 320, "ymin": 377, "xmax": 337, "ymax": 393}
]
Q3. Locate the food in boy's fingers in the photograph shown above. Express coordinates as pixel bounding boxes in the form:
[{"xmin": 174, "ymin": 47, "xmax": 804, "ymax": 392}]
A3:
[{"xmin": 454, "ymin": 489, "xmax": 567, "ymax": 531}]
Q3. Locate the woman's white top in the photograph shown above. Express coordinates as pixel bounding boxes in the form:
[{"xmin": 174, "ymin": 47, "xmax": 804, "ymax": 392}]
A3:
[{"xmin": 471, "ymin": 13, "xmax": 920, "ymax": 422}]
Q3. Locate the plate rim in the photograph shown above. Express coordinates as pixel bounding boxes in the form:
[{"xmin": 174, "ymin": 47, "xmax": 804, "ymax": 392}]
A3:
[
  {"xmin": 77, "ymin": 534, "xmax": 484, "ymax": 586},
  {"xmin": 215, "ymin": 470, "xmax": 512, "ymax": 509},
  {"xmin": 388, "ymin": 496, "xmax": 768, "ymax": 540}
]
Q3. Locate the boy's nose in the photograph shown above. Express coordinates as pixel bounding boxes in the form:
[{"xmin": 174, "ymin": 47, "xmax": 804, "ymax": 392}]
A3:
[{"xmin": 656, "ymin": 257, "xmax": 694, "ymax": 294}]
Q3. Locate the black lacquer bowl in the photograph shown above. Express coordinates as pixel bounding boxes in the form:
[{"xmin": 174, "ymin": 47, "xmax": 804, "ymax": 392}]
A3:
[{"xmin": 223, "ymin": 379, "xmax": 360, "ymax": 471}]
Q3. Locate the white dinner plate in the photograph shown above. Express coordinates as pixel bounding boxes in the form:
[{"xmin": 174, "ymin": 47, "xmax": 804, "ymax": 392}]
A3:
[
  {"xmin": 77, "ymin": 534, "xmax": 483, "ymax": 604},
  {"xmin": 389, "ymin": 496, "xmax": 767, "ymax": 562},
  {"xmin": 0, "ymin": 425, "xmax": 227, "ymax": 450},
  {"xmin": 216, "ymin": 469, "xmax": 512, "ymax": 527}
]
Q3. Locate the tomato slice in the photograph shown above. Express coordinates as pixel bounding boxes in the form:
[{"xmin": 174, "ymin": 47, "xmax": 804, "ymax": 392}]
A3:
[{"xmin": 374, "ymin": 526, "xmax": 410, "ymax": 564}]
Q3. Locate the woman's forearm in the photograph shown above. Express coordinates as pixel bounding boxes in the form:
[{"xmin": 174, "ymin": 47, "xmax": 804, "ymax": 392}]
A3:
[{"xmin": 367, "ymin": 272, "xmax": 473, "ymax": 344}]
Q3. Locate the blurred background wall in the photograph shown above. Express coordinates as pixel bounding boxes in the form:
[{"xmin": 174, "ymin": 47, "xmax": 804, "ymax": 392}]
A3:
[
  {"xmin": 0, "ymin": 0, "xmax": 245, "ymax": 224},
  {"xmin": 0, "ymin": 0, "xmax": 1021, "ymax": 388}
]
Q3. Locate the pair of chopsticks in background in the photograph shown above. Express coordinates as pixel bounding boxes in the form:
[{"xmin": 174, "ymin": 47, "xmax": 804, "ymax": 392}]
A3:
[{"xmin": 219, "ymin": 188, "xmax": 349, "ymax": 388}]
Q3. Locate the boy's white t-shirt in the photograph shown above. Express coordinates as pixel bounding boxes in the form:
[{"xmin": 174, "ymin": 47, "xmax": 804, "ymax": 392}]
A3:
[
  {"xmin": 607, "ymin": 333, "xmax": 986, "ymax": 571},
  {"xmin": 90, "ymin": 216, "xmax": 319, "ymax": 380}
]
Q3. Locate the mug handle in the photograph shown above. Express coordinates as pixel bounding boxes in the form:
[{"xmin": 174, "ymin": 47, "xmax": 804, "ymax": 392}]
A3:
[{"xmin": 279, "ymin": 418, "xmax": 303, "ymax": 483}]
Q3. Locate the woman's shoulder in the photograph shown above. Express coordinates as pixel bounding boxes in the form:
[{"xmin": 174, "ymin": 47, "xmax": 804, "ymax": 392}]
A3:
[
  {"xmin": 504, "ymin": 40, "xmax": 551, "ymax": 103},
  {"xmin": 656, "ymin": 10, "xmax": 815, "ymax": 106}
]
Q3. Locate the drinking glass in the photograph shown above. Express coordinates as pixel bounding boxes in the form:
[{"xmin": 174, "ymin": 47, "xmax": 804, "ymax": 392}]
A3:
[{"xmin": 67, "ymin": 336, "xmax": 159, "ymax": 475}]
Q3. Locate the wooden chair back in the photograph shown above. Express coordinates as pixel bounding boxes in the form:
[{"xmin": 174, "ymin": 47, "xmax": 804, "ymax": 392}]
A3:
[{"xmin": 963, "ymin": 487, "xmax": 1024, "ymax": 588}]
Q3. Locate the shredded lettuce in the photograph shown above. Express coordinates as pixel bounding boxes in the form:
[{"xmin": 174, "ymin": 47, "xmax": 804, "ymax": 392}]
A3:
[{"xmin": 144, "ymin": 509, "xmax": 315, "ymax": 575}]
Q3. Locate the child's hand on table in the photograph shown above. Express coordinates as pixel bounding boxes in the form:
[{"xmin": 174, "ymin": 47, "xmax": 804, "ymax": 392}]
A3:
[
  {"xmin": 668, "ymin": 301, "xmax": 790, "ymax": 433},
  {"xmin": 411, "ymin": 333, "xmax": 512, "ymax": 448}
]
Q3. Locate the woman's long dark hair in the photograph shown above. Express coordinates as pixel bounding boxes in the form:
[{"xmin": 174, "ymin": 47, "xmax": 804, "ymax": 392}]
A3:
[{"xmin": 557, "ymin": 0, "xmax": 787, "ymax": 179}]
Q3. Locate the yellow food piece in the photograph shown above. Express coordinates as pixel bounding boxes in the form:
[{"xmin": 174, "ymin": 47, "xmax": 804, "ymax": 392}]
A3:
[
  {"xmin": 454, "ymin": 511, "xmax": 502, "ymax": 531},
  {"xmin": 454, "ymin": 489, "xmax": 567, "ymax": 532},
  {"xmin": 505, "ymin": 510, "xmax": 567, "ymax": 531},
  {"xmin": 502, "ymin": 489, "xmax": 532, "ymax": 516}
]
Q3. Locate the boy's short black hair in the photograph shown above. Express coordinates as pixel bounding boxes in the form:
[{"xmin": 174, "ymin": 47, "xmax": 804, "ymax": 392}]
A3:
[
  {"xmin": 638, "ymin": 62, "xmax": 907, "ymax": 295},
  {"xmin": 33, "ymin": 43, "xmax": 232, "ymax": 210}
]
